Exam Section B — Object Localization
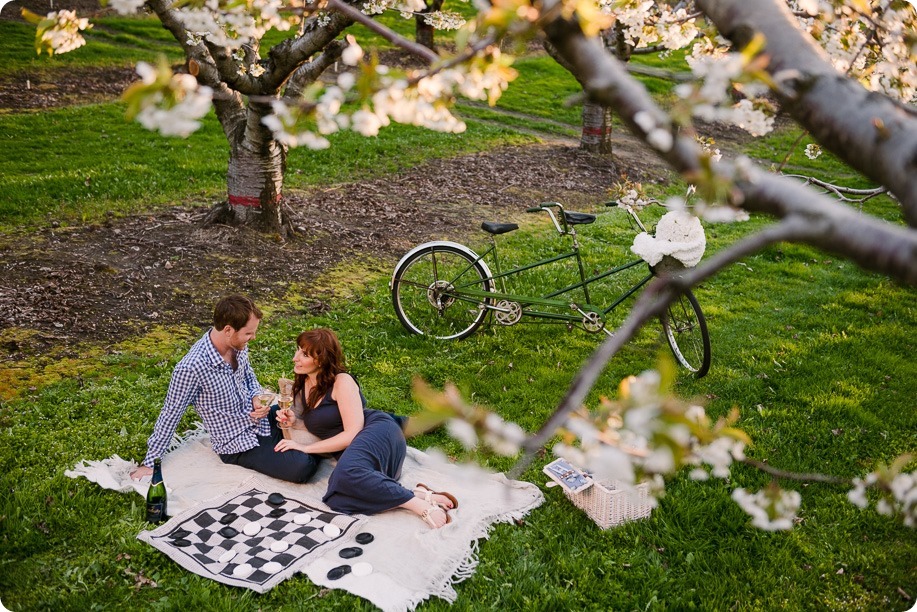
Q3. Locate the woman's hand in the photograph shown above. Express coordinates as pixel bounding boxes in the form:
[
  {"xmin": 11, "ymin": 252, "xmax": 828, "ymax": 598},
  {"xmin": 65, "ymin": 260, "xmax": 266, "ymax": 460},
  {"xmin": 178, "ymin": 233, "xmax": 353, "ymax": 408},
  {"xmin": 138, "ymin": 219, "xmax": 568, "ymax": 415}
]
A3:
[
  {"xmin": 275, "ymin": 439, "xmax": 307, "ymax": 453},
  {"xmin": 276, "ymin": 408, "xmax": 295, "ymax": 429}
]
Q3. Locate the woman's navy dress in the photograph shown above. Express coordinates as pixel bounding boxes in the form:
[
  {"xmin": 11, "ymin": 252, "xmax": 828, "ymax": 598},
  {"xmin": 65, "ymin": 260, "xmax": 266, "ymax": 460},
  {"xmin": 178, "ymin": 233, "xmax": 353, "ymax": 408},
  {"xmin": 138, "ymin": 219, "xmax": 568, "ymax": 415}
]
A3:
[{"xmin": 298, "ymin": 380, "xmax": 414, "ymax": 515}]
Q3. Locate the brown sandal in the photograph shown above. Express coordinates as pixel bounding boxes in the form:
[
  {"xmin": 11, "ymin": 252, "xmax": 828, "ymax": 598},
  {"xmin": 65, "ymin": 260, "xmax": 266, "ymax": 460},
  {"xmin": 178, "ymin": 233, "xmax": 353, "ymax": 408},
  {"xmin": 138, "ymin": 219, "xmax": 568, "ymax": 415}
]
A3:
[{"xmin": 414, "ymin": 483, "xmax": 458, "ymax": 510}]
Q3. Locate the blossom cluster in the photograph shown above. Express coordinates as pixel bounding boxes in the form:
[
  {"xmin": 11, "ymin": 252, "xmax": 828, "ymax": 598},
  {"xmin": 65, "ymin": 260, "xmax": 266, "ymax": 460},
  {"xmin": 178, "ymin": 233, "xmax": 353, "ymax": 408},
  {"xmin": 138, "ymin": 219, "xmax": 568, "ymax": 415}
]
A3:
[
  {"xmin": 261, "ymin": 41, "xmax": 521, "ymax": 149},
  {"xmin": 731, "ymin": 486, "xmax": 802, "ymax": 531},
  {"xmin": 360, "ymin": 0, "xmax": 427, "ymax": 18},
  {"xmin": 410, "ymin": 380, "xmax": 527, "ymax": 457},
  {"xmin": 110, "ymin": 0, "xmax": 147, "ymax": 16},
  {"xmin": 176, "ymin": 0, "xmax": 292, "ymax": 50},
  {"xmin": 123, "ymin": 60, "xmax": 214, "ymax": 137},
  {"xmin": 848, "ymin": 462, "xmax": 917, "ymax": 527},
  {"xmin": 423, "ymin": 10, "xmax": 467, "ymax": 30},
  {"xmin": 793, "ymin": 0, "xmax": 917, "ymax": 102},
  {"xmin": 609, "ymin": 1, "xmax": 700, "ymax": 51},
  {"xmin": 26, "ymin": 9, "xmax": 92, "ymax": 56},
  {"xmin": 677, "ymin": 46, "xmax": 776, "ymax": 137}
]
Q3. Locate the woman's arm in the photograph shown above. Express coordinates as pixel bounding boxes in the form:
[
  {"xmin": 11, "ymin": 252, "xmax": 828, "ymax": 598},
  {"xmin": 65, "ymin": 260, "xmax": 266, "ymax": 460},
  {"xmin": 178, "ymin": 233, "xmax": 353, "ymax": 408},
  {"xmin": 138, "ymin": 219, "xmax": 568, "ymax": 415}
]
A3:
[{"xmin": 275, "ymin": 373, "xmax": 364, "ymax": 455}]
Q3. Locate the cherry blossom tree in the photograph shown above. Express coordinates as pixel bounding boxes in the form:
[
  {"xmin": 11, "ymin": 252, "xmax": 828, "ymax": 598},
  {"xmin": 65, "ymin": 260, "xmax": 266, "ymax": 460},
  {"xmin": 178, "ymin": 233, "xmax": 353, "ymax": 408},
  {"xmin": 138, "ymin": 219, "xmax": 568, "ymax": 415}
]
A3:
[
  {"xmin": 26, "ymin": 0, "xmax": 917, "ymax": 527},
  {"xmin": 24, "ymin": 0, "xmax": 465, "ymax": 234}
]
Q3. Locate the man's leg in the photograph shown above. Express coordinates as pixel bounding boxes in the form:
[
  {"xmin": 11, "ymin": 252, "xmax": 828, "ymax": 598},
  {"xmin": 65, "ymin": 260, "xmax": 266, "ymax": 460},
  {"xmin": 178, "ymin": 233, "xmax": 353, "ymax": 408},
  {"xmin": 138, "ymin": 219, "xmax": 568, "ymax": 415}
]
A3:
[{"xmin": 220, "ymin": 411, "xmax": 319, "ymax": 483}]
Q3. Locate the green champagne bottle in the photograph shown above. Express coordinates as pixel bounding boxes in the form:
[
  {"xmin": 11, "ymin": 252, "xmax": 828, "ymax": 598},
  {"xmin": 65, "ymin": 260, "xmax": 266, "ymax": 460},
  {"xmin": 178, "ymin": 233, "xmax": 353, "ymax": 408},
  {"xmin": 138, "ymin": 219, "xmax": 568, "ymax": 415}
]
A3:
[{"xmin": 145, "ymin": 458, "xmax": 167, "ymax": 524}]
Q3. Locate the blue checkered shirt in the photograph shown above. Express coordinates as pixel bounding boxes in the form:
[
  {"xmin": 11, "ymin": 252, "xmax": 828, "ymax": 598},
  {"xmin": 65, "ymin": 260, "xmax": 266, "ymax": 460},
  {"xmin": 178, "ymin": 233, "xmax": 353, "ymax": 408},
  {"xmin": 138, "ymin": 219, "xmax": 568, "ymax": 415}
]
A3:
[{"xmin": 142, "ymin": 330, "xmax": 268, "ymax": 467}]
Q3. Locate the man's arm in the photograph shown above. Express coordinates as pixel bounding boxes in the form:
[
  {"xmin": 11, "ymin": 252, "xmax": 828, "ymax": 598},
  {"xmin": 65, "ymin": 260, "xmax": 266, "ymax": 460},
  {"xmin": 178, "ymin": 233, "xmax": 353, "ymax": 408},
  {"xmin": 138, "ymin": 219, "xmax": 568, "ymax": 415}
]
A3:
[{"xmin": 131, "ymin": 365, "xmax": 200, "ymax": 479}]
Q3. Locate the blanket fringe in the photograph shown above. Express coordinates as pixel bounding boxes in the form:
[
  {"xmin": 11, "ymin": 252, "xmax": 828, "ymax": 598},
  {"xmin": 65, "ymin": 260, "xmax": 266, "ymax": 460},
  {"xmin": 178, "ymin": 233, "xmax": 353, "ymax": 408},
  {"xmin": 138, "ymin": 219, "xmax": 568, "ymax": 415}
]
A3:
[
  {"xmin": 165, "ymin": 421, "xmax": 209, "ymax": 454},
  {"xmin": 405, "ymin": 489, "xmax": 545, "ymax": 611}
]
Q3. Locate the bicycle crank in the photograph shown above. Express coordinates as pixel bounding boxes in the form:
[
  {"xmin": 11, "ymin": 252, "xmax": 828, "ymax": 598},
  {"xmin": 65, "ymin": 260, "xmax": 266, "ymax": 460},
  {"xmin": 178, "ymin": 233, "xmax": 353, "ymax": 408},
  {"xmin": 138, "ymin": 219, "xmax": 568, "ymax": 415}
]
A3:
[{"xmin": 494, "ymin": 300, "xmax": 523, "ymax": 325}]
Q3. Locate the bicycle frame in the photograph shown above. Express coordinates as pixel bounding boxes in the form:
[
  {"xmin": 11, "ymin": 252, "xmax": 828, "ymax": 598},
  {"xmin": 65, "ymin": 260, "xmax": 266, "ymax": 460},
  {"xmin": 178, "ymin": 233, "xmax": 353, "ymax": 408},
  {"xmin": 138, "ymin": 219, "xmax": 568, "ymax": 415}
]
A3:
[{"xmin": 442, "ymin": 205, "xmax": 654, "ymax": 332}]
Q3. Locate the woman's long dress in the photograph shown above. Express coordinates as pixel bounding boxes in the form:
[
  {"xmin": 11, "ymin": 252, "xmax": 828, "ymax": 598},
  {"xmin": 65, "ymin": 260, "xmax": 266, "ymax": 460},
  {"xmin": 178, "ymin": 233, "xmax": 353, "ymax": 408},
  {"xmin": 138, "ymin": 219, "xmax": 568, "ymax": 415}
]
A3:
[{"xmin": 297, "ymin": 383, "xmax": 414, "ymax": 514}]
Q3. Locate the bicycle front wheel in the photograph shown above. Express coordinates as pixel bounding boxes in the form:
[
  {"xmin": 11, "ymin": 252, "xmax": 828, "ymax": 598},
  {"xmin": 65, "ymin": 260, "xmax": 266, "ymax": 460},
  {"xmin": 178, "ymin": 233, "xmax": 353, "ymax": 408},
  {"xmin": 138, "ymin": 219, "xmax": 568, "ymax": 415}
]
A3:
[
  {"xmin": 391, "ymin": 242, "xmax": 493, "ymax": 340},
  {"xmin": 660, "ymin": 289, "xmax": 711, "ymax": 378}
]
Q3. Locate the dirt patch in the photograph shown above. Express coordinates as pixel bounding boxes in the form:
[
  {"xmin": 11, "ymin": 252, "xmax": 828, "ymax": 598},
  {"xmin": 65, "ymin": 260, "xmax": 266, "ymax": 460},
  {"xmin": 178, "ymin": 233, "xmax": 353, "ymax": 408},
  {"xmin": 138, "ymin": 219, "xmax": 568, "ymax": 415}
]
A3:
[{"xmin": 0, "ymin": 144, "xmax": 621, "ymax": 363}]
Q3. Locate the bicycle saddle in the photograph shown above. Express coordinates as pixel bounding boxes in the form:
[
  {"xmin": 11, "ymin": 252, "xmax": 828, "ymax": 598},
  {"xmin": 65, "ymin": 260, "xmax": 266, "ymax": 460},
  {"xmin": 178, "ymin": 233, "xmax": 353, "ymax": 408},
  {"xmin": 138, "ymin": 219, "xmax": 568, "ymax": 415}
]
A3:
[
  {"xmin": 564, "ymin": 212, "xmax": 596, "ymax": 225},
  {"xmin": 481, "ymin": 222, "xmax": 519, "ymax": 235}
]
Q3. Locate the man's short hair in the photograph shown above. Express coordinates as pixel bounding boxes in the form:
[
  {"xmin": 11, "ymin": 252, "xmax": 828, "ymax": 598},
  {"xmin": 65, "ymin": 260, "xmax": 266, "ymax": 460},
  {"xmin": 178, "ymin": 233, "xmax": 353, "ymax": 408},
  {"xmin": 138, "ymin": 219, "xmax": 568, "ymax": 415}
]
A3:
[{"xmin": 213, "ymin": 295, "xmax": 262, "ymax": 331}]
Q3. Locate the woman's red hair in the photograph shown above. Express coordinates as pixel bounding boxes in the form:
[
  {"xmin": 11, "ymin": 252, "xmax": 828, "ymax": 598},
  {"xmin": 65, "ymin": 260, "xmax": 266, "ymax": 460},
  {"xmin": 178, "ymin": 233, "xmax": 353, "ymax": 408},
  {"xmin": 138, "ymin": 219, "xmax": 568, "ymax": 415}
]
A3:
[{"xmin": 293, "ymin": 328, "xmax": 347, "ymax": 410}]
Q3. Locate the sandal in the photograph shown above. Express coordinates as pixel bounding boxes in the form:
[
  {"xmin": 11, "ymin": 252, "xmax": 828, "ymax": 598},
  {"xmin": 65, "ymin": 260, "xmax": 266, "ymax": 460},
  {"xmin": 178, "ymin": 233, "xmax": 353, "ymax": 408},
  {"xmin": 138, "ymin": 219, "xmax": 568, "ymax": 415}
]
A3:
[
  {"xmin": 414, "ymin": 483, "xmax": 459, "ymax": 510},
  {"xmin": 420, "ymin": 503, "xmax": 451, "ymax": 529}
]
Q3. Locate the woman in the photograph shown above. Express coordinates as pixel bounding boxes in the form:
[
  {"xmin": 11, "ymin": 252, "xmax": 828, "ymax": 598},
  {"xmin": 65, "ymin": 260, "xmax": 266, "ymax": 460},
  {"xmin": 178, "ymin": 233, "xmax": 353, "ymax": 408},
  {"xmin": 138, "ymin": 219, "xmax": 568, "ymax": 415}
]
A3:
[{"xmin": 275, "ymin": 328, "xmax": 457, "ymax": 528}]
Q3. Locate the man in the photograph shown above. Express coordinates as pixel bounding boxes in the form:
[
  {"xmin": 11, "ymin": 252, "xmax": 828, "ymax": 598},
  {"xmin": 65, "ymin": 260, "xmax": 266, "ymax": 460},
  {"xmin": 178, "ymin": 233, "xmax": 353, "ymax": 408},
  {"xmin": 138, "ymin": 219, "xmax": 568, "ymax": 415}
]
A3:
[{"xmin": 130, "ymin": 294, "xmax": 319, "ymax": 483}]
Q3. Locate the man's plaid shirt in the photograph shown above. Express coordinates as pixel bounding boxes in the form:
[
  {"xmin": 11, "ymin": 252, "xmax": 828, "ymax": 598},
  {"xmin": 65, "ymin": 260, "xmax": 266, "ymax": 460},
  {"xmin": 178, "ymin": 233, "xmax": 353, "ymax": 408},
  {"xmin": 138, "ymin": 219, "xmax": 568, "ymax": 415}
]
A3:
[{"xmin": 142, "ymin": 329, "xmax": 266, "ymax": 467}]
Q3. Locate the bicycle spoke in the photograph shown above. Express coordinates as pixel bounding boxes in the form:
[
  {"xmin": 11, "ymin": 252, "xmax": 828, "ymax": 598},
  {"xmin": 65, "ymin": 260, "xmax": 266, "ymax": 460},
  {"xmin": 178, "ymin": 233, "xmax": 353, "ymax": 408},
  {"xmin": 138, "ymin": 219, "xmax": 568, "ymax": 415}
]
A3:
[{"xmin": 392, "ymin": 245, "xmax": 491, "ymax": 340}]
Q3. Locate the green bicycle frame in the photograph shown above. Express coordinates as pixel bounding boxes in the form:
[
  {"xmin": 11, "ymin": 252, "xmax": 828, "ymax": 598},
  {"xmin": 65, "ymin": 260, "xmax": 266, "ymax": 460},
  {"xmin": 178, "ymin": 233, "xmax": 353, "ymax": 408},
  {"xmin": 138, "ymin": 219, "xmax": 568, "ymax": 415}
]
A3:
[{"xmin": 443, "ymin": 236, "xmax": 654, "ymax": 325}]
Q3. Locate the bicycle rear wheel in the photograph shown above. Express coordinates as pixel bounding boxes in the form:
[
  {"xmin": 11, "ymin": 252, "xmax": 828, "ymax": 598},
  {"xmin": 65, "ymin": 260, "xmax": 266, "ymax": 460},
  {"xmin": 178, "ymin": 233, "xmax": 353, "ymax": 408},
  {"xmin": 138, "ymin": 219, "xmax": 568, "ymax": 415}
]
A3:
[
  {"xmin": 660, "ymin": 289, "xmax": 711, "ymax": 378},
  {"xmin": 391, "ymin": 242, "xmax": 493, "ymax": 340}
]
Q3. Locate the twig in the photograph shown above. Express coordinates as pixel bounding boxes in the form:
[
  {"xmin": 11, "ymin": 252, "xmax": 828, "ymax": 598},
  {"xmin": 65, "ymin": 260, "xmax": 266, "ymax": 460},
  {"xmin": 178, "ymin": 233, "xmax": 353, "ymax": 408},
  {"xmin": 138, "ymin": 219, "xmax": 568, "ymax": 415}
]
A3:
[
  {"xmin": 740, "ymin": 458, "xmax": 850, "ymax": 485},
  {"xmin": 326, "ymin": 0, "xmax": 438, "ymax": 63}
]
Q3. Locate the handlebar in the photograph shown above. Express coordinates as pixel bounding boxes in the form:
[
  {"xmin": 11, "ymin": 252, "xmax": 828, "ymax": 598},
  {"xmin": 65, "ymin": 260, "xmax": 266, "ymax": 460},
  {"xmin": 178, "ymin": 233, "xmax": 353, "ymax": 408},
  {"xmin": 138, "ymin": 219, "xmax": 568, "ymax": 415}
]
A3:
[
  {"xmin": 604, "ymin": 200, "xmax": 648, "ymax": 233},
  {"xmin": 526, "ymin": 202, "xmax": 568, "ymax": 234}
]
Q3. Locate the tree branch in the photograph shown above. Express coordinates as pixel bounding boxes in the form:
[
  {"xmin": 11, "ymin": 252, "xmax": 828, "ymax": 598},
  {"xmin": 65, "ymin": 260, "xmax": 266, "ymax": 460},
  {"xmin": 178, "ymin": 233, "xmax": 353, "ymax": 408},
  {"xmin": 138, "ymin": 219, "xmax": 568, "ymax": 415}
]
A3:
[
  {"xmin": 509, "ymin": 217, "xmax": 816, "ymax": 478},
  {"xmin": 541, "ymin": 13, "xmax": 917, "ymax": 285},
  {"xmin": 695, "ymin": 0, "xmax": 917, "ymax": 225},
  {"xmin": 145, "ymin": 0, "xmax": 246, "ymax": 139},
  {"xmin": 326, "ymin": 0, "xmax": 439, "ymax": 63},
  {"xmin": 284, "ymin": 40, "xmax": 346, "ymax": 100}
]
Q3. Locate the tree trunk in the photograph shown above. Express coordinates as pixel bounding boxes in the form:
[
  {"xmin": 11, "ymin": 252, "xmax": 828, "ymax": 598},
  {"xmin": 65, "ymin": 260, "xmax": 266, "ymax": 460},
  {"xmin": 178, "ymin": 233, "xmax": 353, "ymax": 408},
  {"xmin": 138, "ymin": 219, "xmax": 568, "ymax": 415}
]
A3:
[
  {"xmin": 580, "ymin": 101, "xmax": 613, "ymax": 154},
  {"xmin": 223, "ymin": 103, "xmax": 288, "ymax": 233},
  {"xmin": 415, "ymin": 0, "xmax": 444, "ymax": 50}
]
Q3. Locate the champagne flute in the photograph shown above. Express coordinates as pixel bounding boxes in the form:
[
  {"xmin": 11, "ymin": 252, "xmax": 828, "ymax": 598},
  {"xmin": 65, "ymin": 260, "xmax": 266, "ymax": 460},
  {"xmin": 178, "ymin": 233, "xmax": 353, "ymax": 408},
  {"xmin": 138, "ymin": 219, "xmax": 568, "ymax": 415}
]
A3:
[
  {"xmin": 277, "ymin": 393, "xmax": 294, "ymax": 430},
  {"xmin": 256, "ymin": 391, "xmax": 275, "ymax": 419}
]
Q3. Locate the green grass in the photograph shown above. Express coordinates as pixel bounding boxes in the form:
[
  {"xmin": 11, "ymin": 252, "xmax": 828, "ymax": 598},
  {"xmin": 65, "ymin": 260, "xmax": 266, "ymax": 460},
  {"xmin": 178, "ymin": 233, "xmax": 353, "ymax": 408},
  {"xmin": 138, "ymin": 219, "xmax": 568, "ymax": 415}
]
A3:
[
  {"xmin": 2, "ymin": 219, "xmax": 915, "ymax": 609},
  {"xmin": 0, "ymin": 18, "xmax": 184, "ymax": 76},
  {"xmin": 1, "ymin": 15, "xmax": 915, "ymax": 612},
  {"xmin": 0, "ymin": 103, "xmax": 533, "ymax": 229}
]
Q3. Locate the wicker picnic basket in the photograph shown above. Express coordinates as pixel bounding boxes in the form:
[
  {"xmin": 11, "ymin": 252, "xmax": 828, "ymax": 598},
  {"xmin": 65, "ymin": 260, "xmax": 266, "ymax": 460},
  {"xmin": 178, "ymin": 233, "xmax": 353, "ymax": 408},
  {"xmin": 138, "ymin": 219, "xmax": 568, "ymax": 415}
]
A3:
[{"xmin": 564, "ymin": 480, "xmax": 653, "ymax": 529}]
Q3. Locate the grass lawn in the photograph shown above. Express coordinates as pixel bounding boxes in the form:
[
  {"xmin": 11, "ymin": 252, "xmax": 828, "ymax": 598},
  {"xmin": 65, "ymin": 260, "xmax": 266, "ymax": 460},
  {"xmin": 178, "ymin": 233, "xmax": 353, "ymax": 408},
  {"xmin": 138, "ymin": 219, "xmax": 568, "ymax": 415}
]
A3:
[{"xmin": 1, "ymin": 13, "xmax": 915, "ymax": 612}]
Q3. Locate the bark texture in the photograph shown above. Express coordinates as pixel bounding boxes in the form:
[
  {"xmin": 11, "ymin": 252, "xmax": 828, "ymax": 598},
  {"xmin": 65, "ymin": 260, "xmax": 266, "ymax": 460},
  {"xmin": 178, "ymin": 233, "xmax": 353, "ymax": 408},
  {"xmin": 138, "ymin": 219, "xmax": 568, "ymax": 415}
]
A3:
[
  {"xmin": 415, "ymin": 0, "xmax": 444, "ymax": 50},
  {"xmin": 146, "ymin": 1, "xmax": 357, "ymax": 233}
]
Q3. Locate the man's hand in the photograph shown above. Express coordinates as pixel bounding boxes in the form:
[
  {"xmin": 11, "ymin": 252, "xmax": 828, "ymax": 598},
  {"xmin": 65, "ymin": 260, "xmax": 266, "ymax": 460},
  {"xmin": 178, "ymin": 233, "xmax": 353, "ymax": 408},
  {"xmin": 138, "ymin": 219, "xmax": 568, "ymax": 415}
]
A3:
[
  {"xmin": 130, "ymin": 465, "xmax": 153, "ymax": 480},
  {"xmin": 249, "ymin": 397, "xmax": 270, "ymax": 421}
]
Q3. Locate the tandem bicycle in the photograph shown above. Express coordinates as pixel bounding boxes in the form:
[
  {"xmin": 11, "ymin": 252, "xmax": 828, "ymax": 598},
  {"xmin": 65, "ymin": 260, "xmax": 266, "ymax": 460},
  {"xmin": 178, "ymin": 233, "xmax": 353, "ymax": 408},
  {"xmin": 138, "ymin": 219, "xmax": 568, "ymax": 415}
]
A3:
[{"xmin": 390, "ymin": 201, "xmax": 711, "ymax": 377}]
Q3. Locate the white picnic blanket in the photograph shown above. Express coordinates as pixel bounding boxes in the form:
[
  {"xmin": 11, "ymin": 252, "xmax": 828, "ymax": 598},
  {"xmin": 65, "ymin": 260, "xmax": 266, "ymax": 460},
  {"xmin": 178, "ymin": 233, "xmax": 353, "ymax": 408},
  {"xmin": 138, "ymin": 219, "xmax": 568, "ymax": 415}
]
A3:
[{"xmin": 65, "ymin": 425, "xmax": 544, "ymax": 611}]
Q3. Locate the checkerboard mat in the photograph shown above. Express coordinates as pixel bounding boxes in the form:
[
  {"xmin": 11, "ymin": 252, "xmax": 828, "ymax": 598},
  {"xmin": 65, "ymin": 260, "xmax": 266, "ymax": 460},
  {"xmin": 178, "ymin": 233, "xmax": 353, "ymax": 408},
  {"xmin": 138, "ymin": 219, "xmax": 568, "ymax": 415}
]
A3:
[{"xmin": 138, "ymin": 485, "xmax": 359, "ymax": 592}]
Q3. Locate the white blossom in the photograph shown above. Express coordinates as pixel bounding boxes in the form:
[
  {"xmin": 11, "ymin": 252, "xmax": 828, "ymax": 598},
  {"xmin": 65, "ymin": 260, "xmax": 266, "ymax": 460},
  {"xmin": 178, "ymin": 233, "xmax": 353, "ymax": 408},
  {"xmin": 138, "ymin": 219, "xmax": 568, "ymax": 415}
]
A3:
[
  {"xmin": 351, "ymin": 108, "xmax": 383, "ymax": 136},
  {"xmin": 805, "ymin": 143, "xmax": 822, "ymax": 160},
  {"xmin": 731, "ymin": 487, "xmax": 801, "ymax": 531},
  {"xmin": 337, "ymin": 72, "xmax": 356, "ymax": 91},
  {"xmin": 847, "ymin": 478, "xmax": 869, "ymax": 509},
  {"xmin": 341, "ymin": 41, "xmax": 364, "ymax": 66},
  {"xmin": 39, "ymin": 10, "xmax": 92, "ymax": 55},
  {"xmin": 694, "ymin": 437, "xmax": 744, "ymax": 478},
  {"xmin": 110, "ymin": 0, "xmax": 146, "ymax": 16},
  {"xmin": 447, "ymin": 418, "xmax": 478, "ymax": 450},
  {"xmin": 260, "ymin": 100, "xmax": 330, "ymax": 150},
  {"xmin": 423, "ymin": 10, "xmax": 466, "ymax": 30},
  {"xmin": 136, "ymin": 85, "xmax": 213, "ymax": 137}
]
